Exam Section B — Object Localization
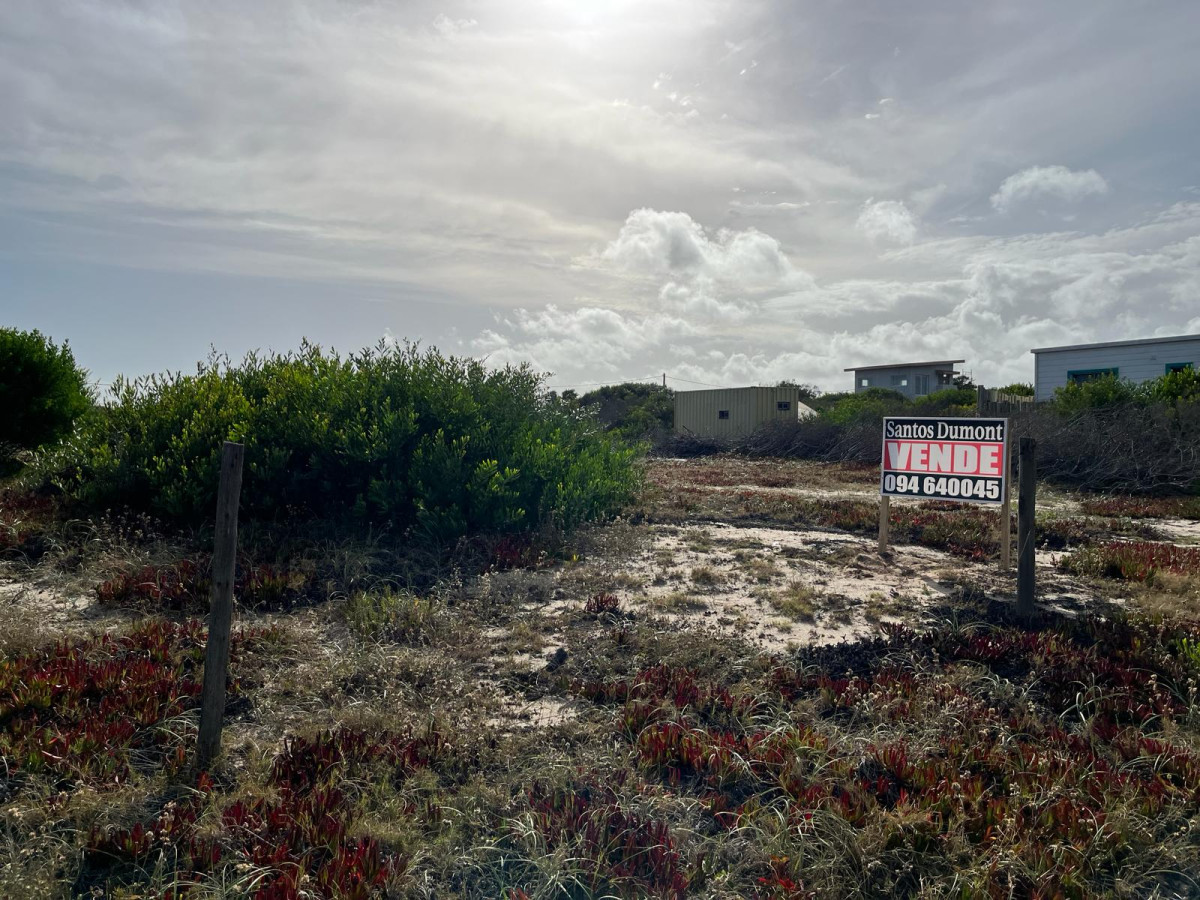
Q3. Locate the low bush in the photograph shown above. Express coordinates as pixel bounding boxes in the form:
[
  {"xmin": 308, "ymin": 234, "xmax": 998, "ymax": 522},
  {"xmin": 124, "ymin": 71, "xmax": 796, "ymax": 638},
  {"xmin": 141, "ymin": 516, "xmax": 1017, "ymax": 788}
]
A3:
[{"xmin": 34, "ymin": 342, "xmax": 640, "ymax": 541}]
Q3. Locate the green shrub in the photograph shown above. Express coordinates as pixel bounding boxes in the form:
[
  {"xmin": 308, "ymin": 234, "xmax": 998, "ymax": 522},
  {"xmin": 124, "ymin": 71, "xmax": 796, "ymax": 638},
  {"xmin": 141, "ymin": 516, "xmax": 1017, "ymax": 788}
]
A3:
[
  {"xmin": 996, "ymin": 382, "xmax": 1034, "ymax": 396},
  {"xmin": 0, "ymin": 329, "xmax": 92, "ymax": 458},
  {"xmin": 1053, "ymin": 369, "xmax": 1200, "ymax": 414},
  {"xmin": 911, "ymin": 387, "xmax": 977, "ymax": 413},
  {"xmin": 816, "ymin": 388, "xmax": 908, "ymax": 425},
  {"xmin": 1145, "ymin": 366, "xmax": 1200, "ymax": 405},
  {"xmin": 1053, "ymin": 373, "xmax": 1141, "ymax": 413},
  {"xmin": 37, "ymin": 342, "xmax": 640, "ymax": 539}
]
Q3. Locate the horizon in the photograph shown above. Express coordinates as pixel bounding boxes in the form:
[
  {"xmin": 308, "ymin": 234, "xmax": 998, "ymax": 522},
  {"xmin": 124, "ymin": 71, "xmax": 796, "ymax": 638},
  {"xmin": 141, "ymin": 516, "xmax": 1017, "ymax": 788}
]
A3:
[{"xmin": 4, "ymin": 1, "xmax": 1199, "ymax": 393}]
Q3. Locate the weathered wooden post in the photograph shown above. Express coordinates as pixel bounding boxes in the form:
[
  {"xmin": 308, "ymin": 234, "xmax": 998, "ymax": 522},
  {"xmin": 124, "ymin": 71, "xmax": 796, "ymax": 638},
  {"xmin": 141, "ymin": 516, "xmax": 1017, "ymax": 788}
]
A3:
[
  {"xmin": 197, "ymin": 441, "xmax": 244, "ymax": 770},
  {"xmin": 1000, "ymin": 444, "xmax": 1012, "ymax": 569},
  {"xmin": 878, "ymin": 495, "xmax": 890, "ymax": 553},
  {"xmin": 1017, "ymin": 437, "xmax": 1036, "ymax": 617}
]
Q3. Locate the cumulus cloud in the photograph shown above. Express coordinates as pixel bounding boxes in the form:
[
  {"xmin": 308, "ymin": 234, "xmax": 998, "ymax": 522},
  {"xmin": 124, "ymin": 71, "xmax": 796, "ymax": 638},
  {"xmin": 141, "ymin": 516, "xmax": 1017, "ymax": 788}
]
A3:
[
  {"xmin": 478, "ymin": 202, "xmax": 1200, "ymax": 391},
  {"xmin": 596, "ymin": 208, "xmax": 813, "ymax": 291},
  {"xmin": 990, "ymin": 165, "xmax": 1109, "ymax": 213},
  {"xmin": 855, "ymin": 199, "xmax": 917, "ymax": 246}
]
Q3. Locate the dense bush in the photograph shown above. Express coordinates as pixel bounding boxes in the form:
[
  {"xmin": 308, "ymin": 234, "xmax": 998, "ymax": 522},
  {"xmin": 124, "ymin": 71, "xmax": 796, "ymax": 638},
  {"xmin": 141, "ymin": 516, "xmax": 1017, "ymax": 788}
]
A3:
[
  {"xmin": 36, "ymin": 342, "xmax": 639, "ymax": 540},
  {"xmin": 573, "ymin": 382, "xmax": 674, "ymax": 440},
  {"xmin": 0, "ymin": 328, "xmax": 92, "ymax": 462},
  {"xmin": 996, "ymin": 382, "xmax": 1034, "ymax": 396},
  {"xmin": 1053, "ymin": 368, "xmax": 1200, "ymax": 413}
]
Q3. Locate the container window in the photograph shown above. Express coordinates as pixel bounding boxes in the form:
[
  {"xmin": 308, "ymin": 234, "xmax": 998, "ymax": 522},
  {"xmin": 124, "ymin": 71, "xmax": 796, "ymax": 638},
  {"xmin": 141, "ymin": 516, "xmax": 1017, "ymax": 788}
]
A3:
[
  {"xmin": 718, "ymin": 410, "xmax": 730, "ymax": 419},
  {"xmin": 890, "ymin": 375, "xmax": 908, "ymax": 387},
  {"xmin": 777, "ymin": 401, "xmax": 791, "ymax": 411},
  {"xmin": 1068, "ymin": 367, "xmax": 1118, "ymax": 384},
  {"xmin": 860, "ymin": 378, "xmax": 869, "ymax": 388}
]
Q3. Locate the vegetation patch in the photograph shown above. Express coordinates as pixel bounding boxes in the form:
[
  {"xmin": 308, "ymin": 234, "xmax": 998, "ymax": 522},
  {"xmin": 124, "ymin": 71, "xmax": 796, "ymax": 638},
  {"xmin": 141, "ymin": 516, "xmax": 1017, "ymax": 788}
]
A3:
[
  {"xmin": 575, "ymin": 612, "xmax": 1200, "ymax": 897},
  {"xmin": 81, "ymin": 726, "xmax": 450, "ymax": 898},
  {"xmin": 1080, "ymin": 495, "xmax": 1200, "ymax": 520},
  {"xmin": 769, "ymin": 582, "xmax": 820, "ymax": 622},
  {"xmin": 0, "ymin": 620, "xmax": 279, "ymax": 791},
  {"xmin": 96, "ymin": 556, "xmax": 319, "ymax": 611},
  {"xmin": 345, "ymin": 587, "xmax": 444, "ymax": 644},
  {"xmin": 35, "ymin": 342, "xmax": 638, "ymax": 541},
  {"xmin": 1059, "ymin": 540, "xmax": 1200, "ymax": 582}
]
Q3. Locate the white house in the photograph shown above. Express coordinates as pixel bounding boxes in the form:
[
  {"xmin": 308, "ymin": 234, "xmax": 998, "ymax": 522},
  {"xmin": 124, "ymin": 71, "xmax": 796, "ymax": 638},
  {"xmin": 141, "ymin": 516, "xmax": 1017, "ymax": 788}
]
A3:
[{"xmin": 1030, "ymin": 334, "xmax": 1200, "ymax": 402}]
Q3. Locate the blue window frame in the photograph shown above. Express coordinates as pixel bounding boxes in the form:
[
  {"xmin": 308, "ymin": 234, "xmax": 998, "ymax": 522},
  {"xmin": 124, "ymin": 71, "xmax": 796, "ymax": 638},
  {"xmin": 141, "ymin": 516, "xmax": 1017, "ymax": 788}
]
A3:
[
  {"xmin": 1166, "ymin": 362, "xmax": 1194, "ymax": 374},
  {"xmin": 1067, "ymin": 367, "xmax": 1118, "ymax": 384}
]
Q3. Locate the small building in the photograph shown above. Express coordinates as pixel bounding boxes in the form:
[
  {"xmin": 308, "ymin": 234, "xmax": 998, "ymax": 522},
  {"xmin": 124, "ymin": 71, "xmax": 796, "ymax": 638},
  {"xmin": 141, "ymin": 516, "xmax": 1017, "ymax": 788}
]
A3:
[
  {"xmin": 673, "ymin": 386, "xmax": 815, "ymax": 438},
  {"xmin": 844, "ymin": 359, "xmax": 964, "ymax": 399},
  {"xmin": 1030, "ymin": 334, "xmax": 1200, "ymax": 402}
]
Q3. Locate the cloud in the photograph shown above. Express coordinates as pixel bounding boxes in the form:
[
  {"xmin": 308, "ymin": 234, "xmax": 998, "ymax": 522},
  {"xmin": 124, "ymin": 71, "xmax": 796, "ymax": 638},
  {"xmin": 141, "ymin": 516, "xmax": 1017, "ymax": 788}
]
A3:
[
  {"xmin": 431, "ymin": 13, "xmax": 478, "ymax": 36},
  {"xmin": 855, "ymin": 199, "xmax": 917, "ymax": 246},
  {"xmin": 477, "ymin": 202, "xmax": 1200, "ymax": 391},
  {"xmin": 595, "ymin": 208, "xmax": 814, "ymax": 291},
  {"xmin": 990, "ymin": 165, "xmax": 1109, "ymax": 213}
]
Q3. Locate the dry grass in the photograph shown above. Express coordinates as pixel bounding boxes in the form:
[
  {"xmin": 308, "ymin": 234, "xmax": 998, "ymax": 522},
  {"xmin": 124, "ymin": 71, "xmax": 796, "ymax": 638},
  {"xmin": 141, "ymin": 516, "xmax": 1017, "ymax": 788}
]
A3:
[{"xmin": 769, "ymin": 580, "xmax": 820, "ymax": 622}]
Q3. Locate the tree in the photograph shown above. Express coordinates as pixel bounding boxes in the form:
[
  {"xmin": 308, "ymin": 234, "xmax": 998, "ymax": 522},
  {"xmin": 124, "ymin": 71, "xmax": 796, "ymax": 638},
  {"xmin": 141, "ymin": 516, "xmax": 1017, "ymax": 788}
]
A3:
[
  {"xmin": 0, "ymin": 329, "xmax": 93, "ymax": 458},
  {"xmin": 775, "ymin": 380, "xmax": 821, "ymax": 402}
]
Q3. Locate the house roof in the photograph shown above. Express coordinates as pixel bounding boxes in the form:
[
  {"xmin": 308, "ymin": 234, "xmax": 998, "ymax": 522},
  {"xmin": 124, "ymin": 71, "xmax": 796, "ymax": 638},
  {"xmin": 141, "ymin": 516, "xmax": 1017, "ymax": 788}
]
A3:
[
  {"xmin": 1030, "ymin": 333, "xmax": 1200, "ymax": 354},
  {"xmin": 843, "ymin": 359, "xmax": 965, "ymax": 373}
]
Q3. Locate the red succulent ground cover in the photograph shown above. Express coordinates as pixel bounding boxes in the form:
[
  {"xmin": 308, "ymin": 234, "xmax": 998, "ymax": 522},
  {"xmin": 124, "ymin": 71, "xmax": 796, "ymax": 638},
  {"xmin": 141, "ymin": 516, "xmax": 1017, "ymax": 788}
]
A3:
[
  {"xmin": 96, "ymin": 555, "xmax": 318, "ymax": 611},
  {"xmin": 1060, "ymin": 540, "xmax": 1200, "ymax": 581},
  {"xmin": 1080, "ymin": 495, "xmax": 1200, "ymax": 520},
  {"xmin": 525, "ymin": 773, "xmax": 699, "ymax": 898},
  {"xmin": 84, "ymin": 727, "xmax": 449, "ymax": 899},
  {"xmin": 0, "ymin": 619, "xmax": 278, "ymax": 790},
  {"xmin": 575, "ymin": 614, "xmax": 1200, "ymax": 898},
  {"xmin": 584, "ymin": 592, "xmax": 622, "ymax": 614}
]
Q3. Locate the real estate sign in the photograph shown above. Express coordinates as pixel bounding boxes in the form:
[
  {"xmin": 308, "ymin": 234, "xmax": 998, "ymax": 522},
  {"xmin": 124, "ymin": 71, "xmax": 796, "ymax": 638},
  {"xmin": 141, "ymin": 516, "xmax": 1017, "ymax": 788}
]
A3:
[{"xmin": 880, "ymin": 417, "xmax": 1008, "ymax": 505}]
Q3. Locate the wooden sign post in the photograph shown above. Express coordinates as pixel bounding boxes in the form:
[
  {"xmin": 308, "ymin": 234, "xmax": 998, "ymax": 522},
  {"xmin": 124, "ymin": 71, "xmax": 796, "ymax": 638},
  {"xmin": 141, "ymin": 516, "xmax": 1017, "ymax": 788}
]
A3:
[
  {"xmin": 1017, "ymin": 437, "xmax": 1037, "ymax": 617},
  {"xmin": 196, "ymin": 441, "xmax": 244, "ymax": 770},
  {"xmin": 1000, "ymin": 445, "xmax": 1012, "ymax": 569},
  {"xmin": 878, "ymin": 495, "xmax": 890, "ymax": 553}
]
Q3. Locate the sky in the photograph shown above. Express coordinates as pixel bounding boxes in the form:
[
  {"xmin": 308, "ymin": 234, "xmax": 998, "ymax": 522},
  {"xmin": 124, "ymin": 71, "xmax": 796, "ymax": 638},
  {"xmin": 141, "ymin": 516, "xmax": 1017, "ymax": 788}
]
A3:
[{"xmin": 3, "ymin": 1, "xmax": 1200, "ymax": 394}]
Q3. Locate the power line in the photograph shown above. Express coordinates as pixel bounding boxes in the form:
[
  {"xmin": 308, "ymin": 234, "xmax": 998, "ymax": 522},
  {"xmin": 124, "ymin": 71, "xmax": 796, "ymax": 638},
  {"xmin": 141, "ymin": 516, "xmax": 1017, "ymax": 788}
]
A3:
[
  {"xmin": 666, "ymin": 375, "xmax": 729, "ymax": 388},
  {"xmin": 546, "ymin": 374, "xmax": 660, "ymax": 390},
  {"xmin": 546, "ymin": 373, "xmax": 737, "ymax": 390}
]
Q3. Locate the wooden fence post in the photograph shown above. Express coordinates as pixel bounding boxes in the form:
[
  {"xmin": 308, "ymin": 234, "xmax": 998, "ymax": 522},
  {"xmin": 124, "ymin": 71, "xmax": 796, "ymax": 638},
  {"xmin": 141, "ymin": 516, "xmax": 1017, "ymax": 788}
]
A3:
[
  {"xmin": 878, "ymin": 495, "xmax": 890, "ymax": 553},
  {"xmin": 1017, "ymin": 437, "xmax": 1036, "ymax": 617},
  {"xmin": 196, "ymin": 441, "xmax": 244, "ymax": 770}
]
